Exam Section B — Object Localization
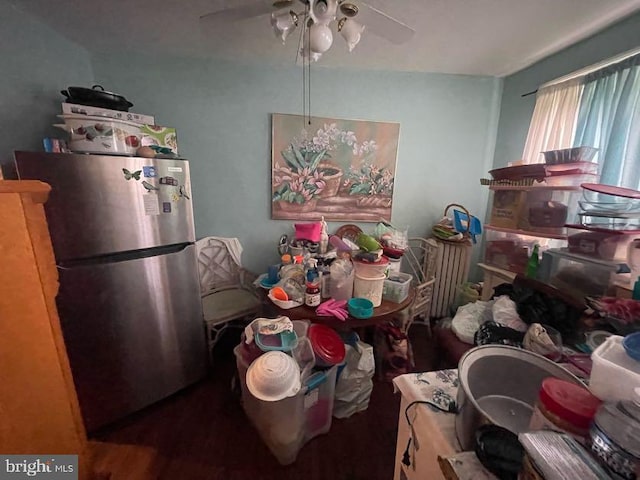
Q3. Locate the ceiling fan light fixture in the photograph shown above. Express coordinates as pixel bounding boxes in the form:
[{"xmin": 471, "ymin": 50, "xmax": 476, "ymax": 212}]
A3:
[
  {"xmin": 271, "ymin": 10, "xmax": 298, "ymax": 43},
  {"xmin": 338, "ymin": 17, "xmax": 364, "ymax": 52}
]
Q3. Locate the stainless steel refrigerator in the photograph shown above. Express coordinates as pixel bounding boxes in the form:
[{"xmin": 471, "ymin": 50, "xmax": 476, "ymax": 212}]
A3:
[{"xmin": 15, "ymin": 151, "xmax": 207, "ymax": 432}]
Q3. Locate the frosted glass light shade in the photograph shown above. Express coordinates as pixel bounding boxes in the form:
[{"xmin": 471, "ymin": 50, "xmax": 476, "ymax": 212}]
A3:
[
  {"xmin": 308, "ymin": 23, "xmax": 333, "ymax": 54},
  {"xmin": 339, "ymin": 18, "xmax": 364, "ymax": 52}
]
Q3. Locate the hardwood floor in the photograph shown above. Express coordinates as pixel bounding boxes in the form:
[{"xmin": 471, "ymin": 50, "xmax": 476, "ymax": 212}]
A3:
[{"xmin": 90, "ymin": 325, "xmax": 436, "ymax": 480}]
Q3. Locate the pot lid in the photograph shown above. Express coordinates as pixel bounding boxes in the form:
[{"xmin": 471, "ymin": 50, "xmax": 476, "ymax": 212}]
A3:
[
  {"xmin": 581, "ymin": 183, "xmax": 640, "ymax": 199},
  {"xmin": 308, "ymin": 324, "xmax": 345, "ymax": 365},
  {"xmin": 538, "ymin": 378, "xmax": 601, "ymax": 429}
]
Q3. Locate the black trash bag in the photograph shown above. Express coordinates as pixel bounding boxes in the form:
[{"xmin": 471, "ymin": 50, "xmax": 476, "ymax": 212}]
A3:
[
  {"xmin": 474, "ymin": 321, "xmax": 525, "ymax": 348},
  {"xmin": 492, "ymin": 277, "xmax": 584, "ymax": 338}
]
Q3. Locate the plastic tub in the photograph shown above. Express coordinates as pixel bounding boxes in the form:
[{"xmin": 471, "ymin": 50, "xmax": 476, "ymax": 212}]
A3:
[
  {"xmin": 383, "ymin": 272, "xmax": 412, "ymax": 303},
  {"xmin": 567, "ymin": 227, "xmax": 633, "ymax": 260},
  {"xmin": 589, "ymin": 335, "xmax": 640, "ymax": 402},
  {"xmin": 543, "ymin": 173, "xmax": 599, "ymax": 187},
  {"xmin": 353, "ymin": 273, "xmax": 386, "ymax": 307},
  {"xmin": 353, "ymin": 257, "xmax": 389, "ymax": 278},
  {"xmin": 234, "ymin": 345, "xmax": 306, "ymax": 465},
  {"xmin": 303, "ymin": 365, "xmax": 338, "ymax": 441},
  {"xmin": 54, "ymin": 115, "xmax": 142, "ymax": 155}
]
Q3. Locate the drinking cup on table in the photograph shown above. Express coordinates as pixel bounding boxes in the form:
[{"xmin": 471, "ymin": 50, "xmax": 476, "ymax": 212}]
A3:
[{"xmin": 268, "ymin": 264, "xmax": 280, "ymax": 284}]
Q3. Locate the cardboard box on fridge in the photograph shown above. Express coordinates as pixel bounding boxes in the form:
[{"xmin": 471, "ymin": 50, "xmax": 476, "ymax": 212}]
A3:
[{"xmin": 62, "ymin": 103, "xmax": 155, "ymax": 125}]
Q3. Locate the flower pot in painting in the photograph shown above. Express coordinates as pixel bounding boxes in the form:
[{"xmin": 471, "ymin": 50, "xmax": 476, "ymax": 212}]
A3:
[
  {"xmin": 356, "ymin": 195, "xmax": 392, "ymax": 208},
  {"xmin": 318, "ymin": 163, "xmax": 343, "ymax": 198},
  {"xmin": 275, "ymin": 199, "xmax": 318, "ymax": 213}
]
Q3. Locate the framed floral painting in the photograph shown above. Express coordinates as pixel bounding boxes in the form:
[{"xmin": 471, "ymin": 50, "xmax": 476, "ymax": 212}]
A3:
[{"xmin": 271, "ymin": 113, "xmax": 400, "ymax": 221}]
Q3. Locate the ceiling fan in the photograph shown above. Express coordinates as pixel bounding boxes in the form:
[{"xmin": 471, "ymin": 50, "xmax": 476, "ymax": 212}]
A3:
[{"xmin": 200, "ymin": 0, "xmax": 415, "ymax": 62}]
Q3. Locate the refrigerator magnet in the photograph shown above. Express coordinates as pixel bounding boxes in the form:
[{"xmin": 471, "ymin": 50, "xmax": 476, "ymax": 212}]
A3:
[{"xmin": 143, "ymin": 166, "xmax": 157, "ymax": 177}]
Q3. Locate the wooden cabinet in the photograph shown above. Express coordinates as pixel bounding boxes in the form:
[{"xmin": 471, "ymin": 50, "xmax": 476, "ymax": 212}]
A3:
[{"xmin": 0, "ymin": 181, "xmax": 93, "ymax": 478}]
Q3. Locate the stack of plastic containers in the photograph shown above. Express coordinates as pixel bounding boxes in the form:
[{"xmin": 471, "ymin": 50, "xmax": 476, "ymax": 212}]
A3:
[
  {"xmin": 234, "ymin": 319, "xmax": 343, "ymax": 465},
  {"xmin": 538, "ymin": 183, "xmax": 640, "ymax": 300}
]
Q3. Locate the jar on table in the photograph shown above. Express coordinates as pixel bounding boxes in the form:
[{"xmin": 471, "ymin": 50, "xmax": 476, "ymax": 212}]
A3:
[
  {"xmin": 589, "ymin": 387, "xmax": 640, "ymax": 480},
  {"xmin": 528, "ymin": 377, "xmax": 601, "ymax": 445}
]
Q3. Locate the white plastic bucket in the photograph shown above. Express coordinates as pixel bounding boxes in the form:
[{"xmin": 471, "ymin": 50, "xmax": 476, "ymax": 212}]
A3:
[
  {"xmin": 385, "ymin": 256, "xmax": 402, "ymax": 274},
  {"xmin": 353, "ymin": 274, "xmax": 386, "ymax": 307}
]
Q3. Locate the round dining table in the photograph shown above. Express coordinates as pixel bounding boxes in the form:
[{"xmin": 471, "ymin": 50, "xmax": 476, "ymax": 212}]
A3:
[{"xmin": 262, "ymin": 288, "xmax": 415, "ymax": 332}]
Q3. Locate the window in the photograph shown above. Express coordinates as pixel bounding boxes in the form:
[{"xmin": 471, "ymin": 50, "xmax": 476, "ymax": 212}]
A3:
[{"xmin": 522, "ymin": 49, "xmax": 640, "ymax": 189}]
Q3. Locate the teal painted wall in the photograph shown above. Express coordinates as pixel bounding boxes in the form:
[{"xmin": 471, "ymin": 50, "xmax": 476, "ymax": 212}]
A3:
[
  {"xmin": 493, "ymin": 12, "xmax": 640, "ymax": 169},
  {"xmin": 0, "ymin": 0, "xmax": 94, "ymax": 174},
  {"xmin": 91, "ymin": 53, "xmax": 502, "ymax": 273}
]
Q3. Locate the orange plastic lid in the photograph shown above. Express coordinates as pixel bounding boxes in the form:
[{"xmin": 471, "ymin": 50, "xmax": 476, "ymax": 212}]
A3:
[{"xmin": 270, "ymin": 287, "xmax": 288, "ymax": 301}]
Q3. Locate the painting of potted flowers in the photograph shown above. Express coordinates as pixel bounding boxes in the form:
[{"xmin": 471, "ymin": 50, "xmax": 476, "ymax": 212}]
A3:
[{"xmin": 271, "ymin": 113, "xmax": 400, "ymax": 221}]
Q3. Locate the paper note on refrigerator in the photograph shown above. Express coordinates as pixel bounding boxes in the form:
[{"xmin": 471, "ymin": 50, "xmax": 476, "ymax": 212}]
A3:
[{"xmin": 143, "ymin": 193, "xmax": 160, "ymax": 215}]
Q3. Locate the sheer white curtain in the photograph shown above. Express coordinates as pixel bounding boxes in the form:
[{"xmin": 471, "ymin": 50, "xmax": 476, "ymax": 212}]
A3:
[{"xmin": 521, "ymin": 79, "xmax": 583, "ymax": 164}]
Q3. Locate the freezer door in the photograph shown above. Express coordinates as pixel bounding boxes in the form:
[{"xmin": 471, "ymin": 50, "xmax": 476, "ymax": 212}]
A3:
[
  {"xmin": 56, "ymin": 244, "xmax": 207, "ymax": 432},
  {"xmin": 15, "ymin": 151, "xmax": 195, "ymax": 260}
]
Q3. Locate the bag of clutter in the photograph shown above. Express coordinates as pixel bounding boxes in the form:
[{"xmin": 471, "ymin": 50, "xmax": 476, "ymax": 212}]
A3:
[
  {"xmin": 375, "ymin": 324, "xmax": 414, "ymax": 381},
  {"xmin": 333, "ymin": 339, "xmax": 375, "ymax": 419}
]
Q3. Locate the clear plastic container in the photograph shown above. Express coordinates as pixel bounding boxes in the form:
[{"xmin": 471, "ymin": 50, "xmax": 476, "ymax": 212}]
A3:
[
  {"xmin": 538, "ymin": 248, "xmax": 628, "ymax": 301},
  {"xmin": 234, "ymin": 345, "xmax": 306, "ymax": 465},
  {"xmin": 589, "ymin": 389, "xmax": 640, "ymax": 479},
  {"xmin": 489, "ymin": 187, "xmax": 580, "ymax": 234},
  {"xmin": 329, "ymin": 259, "xmax": 354, "ymax": 301},
  {"xmin": 589, "ymin": 335, "xmax": 640, "ymax": 402},
  {"xmin": 543, "ymin": 173, "xmax": 599, "ymax": 187},
  {"xmin": 567, "ymin": 226, "xmax": 634, "ymax": 261},
  {"xmin": 234, "ymin": 323, "xmax": 338, "ymax": 466},
  {"xmin": 303, "ymin": 365, "xmax": 338, "ymax": 441},
  {"xmin": 382, "ymin": 272, "xmax": 412, "ymax": 303},
  {"xmin": 483, "ymin": 226, "xmax": 566, "ymax": 274},
  {"xmin": 578, "ymin": 212, "xmax": 640, "ymax": 231}
]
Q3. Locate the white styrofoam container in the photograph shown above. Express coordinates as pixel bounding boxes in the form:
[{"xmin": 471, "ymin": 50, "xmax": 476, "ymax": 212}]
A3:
[
  {"xmin": 62, "ymin": 102, "xmax": 155, "ymax": 125},
  {"xmin": 589, "ymin": 335, "xmax": 640, "ymax": 401}
]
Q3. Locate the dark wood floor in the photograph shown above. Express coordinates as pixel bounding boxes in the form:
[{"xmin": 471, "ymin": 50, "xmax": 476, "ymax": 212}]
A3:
[{"xmin": 90, "ymin": 325, "xmax": 437, "ymax": 480}]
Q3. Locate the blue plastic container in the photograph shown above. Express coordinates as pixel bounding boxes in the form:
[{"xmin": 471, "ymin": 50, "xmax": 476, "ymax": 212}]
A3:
[
  {"xmin": 347, "ymin": 297, "xmax": 374, "ymax": 319},
  {"xmin": 623, "ymin": 332, "xmax": 640, "ymax": 361}
]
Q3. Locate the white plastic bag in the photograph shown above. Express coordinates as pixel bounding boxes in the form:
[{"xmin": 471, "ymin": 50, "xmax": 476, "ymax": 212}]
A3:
[
  {"xmin": 451, "ymin": 300, "xmax": 494, "ymax": 344},
  {"xmin": 492, "ymin": 295, "xmax": 528, "ymax": 332},
  {"xmin": 333, "ymin": 341, "xmax": 375, "ymax": 419}
]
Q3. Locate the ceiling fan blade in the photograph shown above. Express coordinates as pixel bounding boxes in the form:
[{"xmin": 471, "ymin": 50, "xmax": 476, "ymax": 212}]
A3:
[
  {"xmin": 199, "ymin": 0, "xmax": 278, "ymax": 23},
  {"xmin": 356, "ymin": 1, "xmax": 415, "ymax": 45}
]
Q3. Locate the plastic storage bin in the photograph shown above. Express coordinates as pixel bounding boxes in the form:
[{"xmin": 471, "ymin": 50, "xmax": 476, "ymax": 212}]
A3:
[
  {"xmin": 382, "ymin": 272, "xmax": 412, "ymax": 303},
  {"xmin": 483, "ymin": 226, "xmax": 566, "ymax": 274},
  {"xmin": 567, "ymin": 227, "xmax": 635, "ymax": 261},
  {"xmin": 489, "ymin": 186, "xmax": 580, "ymax": 234},
  {"xmin": 589, "ymin": 335, "xmax": 640, "ymax": 402},
  {"xmin": 538, "ymin": 248, "xmax": 628, "ymax": 301},
  {"xmin": 303, "ymin": 366, "xmax": 338, "ymax": 440}
]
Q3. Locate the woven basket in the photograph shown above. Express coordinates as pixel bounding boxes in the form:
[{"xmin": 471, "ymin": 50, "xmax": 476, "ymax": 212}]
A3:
[{"xmin": 432, "ymin": 203, "xmax": 471, "ymax": 243}]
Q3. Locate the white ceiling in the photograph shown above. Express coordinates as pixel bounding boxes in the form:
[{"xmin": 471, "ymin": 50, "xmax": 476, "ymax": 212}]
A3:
[{"xmin": 14, "ymin": 0, "xmax": 640, "ymax": 76}]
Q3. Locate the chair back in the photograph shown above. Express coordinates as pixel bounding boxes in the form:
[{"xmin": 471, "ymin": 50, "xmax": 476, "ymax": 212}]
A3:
[
  {"xmin": 195, "ymin": 237, "xmax": 242, "ymax": 295},
  {"xmin": 404, "ymin": 237, "xmax": 438, "ymax": 283}
]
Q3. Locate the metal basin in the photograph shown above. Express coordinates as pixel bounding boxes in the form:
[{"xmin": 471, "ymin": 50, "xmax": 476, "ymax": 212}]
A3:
[{"xmin": 456, "ymin": 345, "xmax": 582, "ymax": 451}]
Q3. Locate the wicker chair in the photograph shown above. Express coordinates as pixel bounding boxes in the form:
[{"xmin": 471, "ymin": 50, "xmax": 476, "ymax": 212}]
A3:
[
  {"xmin": 195, "ymin": 237, "xmax": 262, "ymax": 362},
  {"xmin": 397, "ymin": 237, "xmax": 438, "ymax": 336}
]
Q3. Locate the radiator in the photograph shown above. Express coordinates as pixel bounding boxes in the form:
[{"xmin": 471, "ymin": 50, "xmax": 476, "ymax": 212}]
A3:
[{"xmin": 430, "ymin": 238, "xmax": 472, "ymax": 318}]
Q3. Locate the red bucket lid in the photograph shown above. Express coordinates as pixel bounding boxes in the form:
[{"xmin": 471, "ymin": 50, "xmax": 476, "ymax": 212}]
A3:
[
  {"xmin": 308, "ymin": 324, "xmax": 345, "ymax": 366},
  {"xmin": 538, "ymin": 378, "xmax": 601, "ymax": 430}
]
